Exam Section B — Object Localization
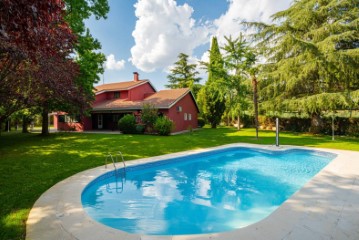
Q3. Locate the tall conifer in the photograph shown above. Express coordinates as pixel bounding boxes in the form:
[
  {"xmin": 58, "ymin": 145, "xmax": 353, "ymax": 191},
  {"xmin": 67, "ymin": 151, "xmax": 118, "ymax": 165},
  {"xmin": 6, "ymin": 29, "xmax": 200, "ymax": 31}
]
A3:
[
  {"xmin": 198, "ymin": 37, "xmax": 226, "ymax": 128},
  {"xmin": 246, "ymin": 0, "xmax": 359, "ymax": 132}
]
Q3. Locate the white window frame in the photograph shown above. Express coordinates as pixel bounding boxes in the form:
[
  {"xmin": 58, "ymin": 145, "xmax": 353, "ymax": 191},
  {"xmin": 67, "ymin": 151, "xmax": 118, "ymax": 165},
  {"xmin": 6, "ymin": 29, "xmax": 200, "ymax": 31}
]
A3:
[{"xmin": 184, "ymin": 113, "xmax": 188, "ymax": 121}]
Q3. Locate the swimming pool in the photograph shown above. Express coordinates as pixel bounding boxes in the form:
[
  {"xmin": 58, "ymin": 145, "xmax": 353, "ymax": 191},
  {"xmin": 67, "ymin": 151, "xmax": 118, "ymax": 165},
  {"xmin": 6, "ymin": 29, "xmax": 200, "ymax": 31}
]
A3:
[{"xmin": 81, "ymin": 147, "xmax": 336, "ymax": 235}]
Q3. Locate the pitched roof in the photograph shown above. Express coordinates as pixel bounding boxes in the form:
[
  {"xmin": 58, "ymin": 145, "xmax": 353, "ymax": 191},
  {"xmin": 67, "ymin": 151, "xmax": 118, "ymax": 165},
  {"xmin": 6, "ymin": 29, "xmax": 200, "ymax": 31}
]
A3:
[
  {"xmin": 92, "ymin": 88, "xmax": 199, "ymax": 112},
  {"xmin": 94, "ymin": 80, "xmax": 155, "ymax": 94}
]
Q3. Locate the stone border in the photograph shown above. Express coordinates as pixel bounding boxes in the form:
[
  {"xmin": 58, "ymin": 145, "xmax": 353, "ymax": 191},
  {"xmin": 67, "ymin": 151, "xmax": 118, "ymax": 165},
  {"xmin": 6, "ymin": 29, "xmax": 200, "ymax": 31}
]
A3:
[{"xmin": 26, "ymin": 144, "xmax": 359, "ymax": 240}]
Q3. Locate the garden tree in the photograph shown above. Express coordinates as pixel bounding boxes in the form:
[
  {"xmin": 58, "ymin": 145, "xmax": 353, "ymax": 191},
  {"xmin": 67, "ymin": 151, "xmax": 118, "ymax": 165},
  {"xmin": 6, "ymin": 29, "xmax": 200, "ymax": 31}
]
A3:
[
  {"xmin": 64, "ymin": 0, "xmax": 109, "ymax": 104},
  {"xmin": 141, "ymin": 103, "xmax": 158, "ymax": 132},
  {"xmin": 198, "ymin": 37, "xmax": 227, "ymax": 128},
  {"xmin": 245, "ymin": 0, "xmax": 359, "ymax": 133},
  {"xmin": 0, "ymin": 0, "xmax": 81, "ymax": 135},
  {"xmin": 38, "ymin": 0, "xmax": 110, "ymax": 135},
  {"xmin": 166, "ymin": 53, "xmax": 202, "ymax": 97},
  {"xmin": 221, "ymin": 35, "xmax": 251, "ymax": 130}
]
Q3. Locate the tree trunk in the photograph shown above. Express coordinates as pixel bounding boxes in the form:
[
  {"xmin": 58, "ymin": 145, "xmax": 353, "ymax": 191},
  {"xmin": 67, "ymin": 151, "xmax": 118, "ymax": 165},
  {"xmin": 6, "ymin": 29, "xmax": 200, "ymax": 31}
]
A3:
[
  {"xmin": 5, "ymin": 120, "xmax": 11, "ymax": 132},
  {"xmin": 41, "ymin": 106, "xmax": 49, "ymax": 135},
  {"xmin": 237, "ymin": 115, "xmax": 240, "ymax": 130},
  {"xmin": 310, "ymin": 112, "xmax": 323, "ymax": 134},
  {"xmin": 252, "ymin": 76, "xmax": 259, "ymax": 139},
  {"xmin": 211, "ymin": 122, "xmax": 217, "ymax": 128},
  {"xmin": 22, "ymin": 116, "xmax": 29, "ymax": 133}
]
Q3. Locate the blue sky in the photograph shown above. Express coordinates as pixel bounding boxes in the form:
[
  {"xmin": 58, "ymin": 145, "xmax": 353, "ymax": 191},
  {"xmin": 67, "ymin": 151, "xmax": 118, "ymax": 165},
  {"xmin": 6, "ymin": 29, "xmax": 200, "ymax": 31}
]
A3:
[{"xmin": 86, "ymin": 0, "xmax": 292, "ymax": 90}]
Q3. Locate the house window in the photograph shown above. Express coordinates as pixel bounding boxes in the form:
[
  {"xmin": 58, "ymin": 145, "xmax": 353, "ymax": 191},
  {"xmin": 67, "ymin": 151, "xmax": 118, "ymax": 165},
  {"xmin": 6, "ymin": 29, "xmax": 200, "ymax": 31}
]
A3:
[
  {"xmin": 114, "ymin": 92, "xmax": 120, "ymax": 99},
  {"xmin": 184, "ymin": 113, "xmax": 188, "ymax": 121},
  {"xmin": 59, "ymin": 114, "xmax": 79, "ymax": 123},
  {"xmin": 188, "ymin": 114, "xmax": 192, "ymax": 121}
]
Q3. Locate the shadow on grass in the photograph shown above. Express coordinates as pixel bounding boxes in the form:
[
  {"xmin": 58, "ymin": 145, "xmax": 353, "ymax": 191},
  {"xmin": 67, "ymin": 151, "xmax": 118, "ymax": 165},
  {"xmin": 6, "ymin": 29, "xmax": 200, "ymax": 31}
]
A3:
[{"xmin": 0, "ymin": 127, "xmax": 358, "ymax": 239}]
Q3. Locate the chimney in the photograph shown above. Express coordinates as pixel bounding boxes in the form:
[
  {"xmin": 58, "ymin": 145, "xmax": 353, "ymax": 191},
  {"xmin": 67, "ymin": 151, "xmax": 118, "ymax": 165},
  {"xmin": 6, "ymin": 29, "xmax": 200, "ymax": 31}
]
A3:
[{"xmin": 133, "ymin": 72, "xmax": 139, "ymax": 82}]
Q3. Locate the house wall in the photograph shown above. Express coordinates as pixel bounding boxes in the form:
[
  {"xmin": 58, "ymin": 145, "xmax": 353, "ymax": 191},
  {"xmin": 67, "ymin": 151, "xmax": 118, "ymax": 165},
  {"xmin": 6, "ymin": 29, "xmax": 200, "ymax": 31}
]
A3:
[
  {"xmin": 54, "ymin": 112, "xmax": 90, "ymax": 132},
  {"xmin": 128, "ymin": 83, "xmax": 155, "ymax": 101},
  {"xmin": 82, "ymin": 116, "xmax": 92, "ymax": 130},
  {"xmin": 95, "ymin": 92, "xmax": 108, "ymax": 102},
  {"xmin": 166, "ymin": 93, "xmax": 198, "ymax": 132}
]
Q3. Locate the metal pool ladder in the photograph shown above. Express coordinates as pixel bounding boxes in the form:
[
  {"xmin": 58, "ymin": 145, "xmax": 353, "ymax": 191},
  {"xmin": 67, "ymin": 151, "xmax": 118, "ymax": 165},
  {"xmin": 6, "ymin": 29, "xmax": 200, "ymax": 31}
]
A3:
[{"xmin": 105, "ymin": 151, "xmax": 126, "ymax": 176}]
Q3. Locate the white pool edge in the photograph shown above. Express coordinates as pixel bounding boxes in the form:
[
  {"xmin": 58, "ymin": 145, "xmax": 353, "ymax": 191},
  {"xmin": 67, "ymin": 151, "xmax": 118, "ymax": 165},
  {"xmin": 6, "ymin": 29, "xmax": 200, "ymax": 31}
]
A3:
[{"xmin": 26, "ymin": 143, "xmax": 359, "ymax": 240}]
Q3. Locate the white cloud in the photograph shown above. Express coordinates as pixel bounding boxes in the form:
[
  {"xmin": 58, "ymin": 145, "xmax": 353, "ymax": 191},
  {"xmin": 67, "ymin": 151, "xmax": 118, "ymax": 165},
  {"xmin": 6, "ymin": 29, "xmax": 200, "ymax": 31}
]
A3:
[
  {"xmin": 130, "ymin": 0, "xmax": 213, "ymax": 72},
  {"xmin": 198, "ymin": 0, "xmax": 292, "ymax": 67},
  {"xmin": 105, "ymin": 54, "xmax": 126, "ymax": 70},
  {"xmin": 214, "ymin": 0, "xmax": 292, "ymax": 44}
]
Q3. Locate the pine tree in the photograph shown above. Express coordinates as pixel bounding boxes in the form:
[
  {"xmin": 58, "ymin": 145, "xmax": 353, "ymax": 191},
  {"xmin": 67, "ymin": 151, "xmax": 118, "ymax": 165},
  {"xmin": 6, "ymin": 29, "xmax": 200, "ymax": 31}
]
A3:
[
  {"xmin": 221, "ymin": 35, "xmax": 251, "ymax": 130},
  {"xmin": 166, "ymin": 53, "xmax": 201, "ymax": 96},
  {"xmin": 246, "ymin": 0, "xmax": 359, "ymax": 133},
  {"xmin": 198, "ymin": 37, "xmax": 226, "ymax": 128}
]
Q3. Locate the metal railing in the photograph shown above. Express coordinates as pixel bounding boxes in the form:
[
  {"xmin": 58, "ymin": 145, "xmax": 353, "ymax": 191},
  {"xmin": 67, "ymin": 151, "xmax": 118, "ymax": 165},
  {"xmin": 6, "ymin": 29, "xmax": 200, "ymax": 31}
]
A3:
[{"xmin": 105, "ymin": 151, "xmax": 126, "ymax": 176}]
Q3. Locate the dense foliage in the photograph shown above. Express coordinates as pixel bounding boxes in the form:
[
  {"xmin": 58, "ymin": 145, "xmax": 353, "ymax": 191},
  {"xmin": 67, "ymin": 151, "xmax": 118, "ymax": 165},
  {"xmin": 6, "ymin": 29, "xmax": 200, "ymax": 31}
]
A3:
[
  {"xmin": 154, "ymin": 116, "xmax": 175, "ymax": 136},
  {"xmin": 141, "ymin": 103, "xmax": 158, "ymax": 131},
  {"xmin": 245, "ymin": 0, "xmax": 359, "ymax": 132},
  {"xmin": 0, "ymin": 0, "xmax": 109, "ymax": 135},
  {"xmin": 166, "ymin": 53, "xmax": 202, "ymax": 96},
  {"xmin": 197, "ymin": 37, "xmax": 226, "ymax": 128},
  {"xmin": 0, "ymin": 0, "xmax": 79, "ymax": 134},
  {"xmin": 118, "ymin": 114, "xmax": 136, "ymax": 134}
]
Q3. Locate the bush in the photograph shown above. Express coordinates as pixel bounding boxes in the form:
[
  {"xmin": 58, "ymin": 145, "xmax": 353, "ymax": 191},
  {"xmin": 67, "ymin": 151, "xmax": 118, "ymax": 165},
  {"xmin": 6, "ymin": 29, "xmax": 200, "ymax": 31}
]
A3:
[
  {"xmin": 154, "ymin": 116, "xmax": 174, "ymax": 136},
  {"xmin": 141, "ymin": 103, "xmax": 158, "ymax": 127},
  {"xmin": 197, "ymin": 118, "xmax": 205, "ymax": 128},
  {"xmin": 118, "ymin": 114, "xmax": 136, "ymax": 134},
  {"xmin": 135, "ymin": 124, "xmax": 145, "ymax": 134}
]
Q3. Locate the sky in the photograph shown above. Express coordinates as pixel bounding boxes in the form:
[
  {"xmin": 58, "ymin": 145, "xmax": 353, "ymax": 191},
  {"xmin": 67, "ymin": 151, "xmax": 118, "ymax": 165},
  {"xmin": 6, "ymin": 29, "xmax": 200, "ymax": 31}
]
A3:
[{"xmin": 85, "ymin": 0, "xmax": 292, "ymax": 90}]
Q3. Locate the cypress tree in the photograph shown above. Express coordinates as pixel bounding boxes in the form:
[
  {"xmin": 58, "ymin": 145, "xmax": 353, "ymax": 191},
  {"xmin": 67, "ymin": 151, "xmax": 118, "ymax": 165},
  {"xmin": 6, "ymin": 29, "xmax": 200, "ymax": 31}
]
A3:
[{"xmin": 198, "ymin": 37, "xmax": 226, "ymax": 128}]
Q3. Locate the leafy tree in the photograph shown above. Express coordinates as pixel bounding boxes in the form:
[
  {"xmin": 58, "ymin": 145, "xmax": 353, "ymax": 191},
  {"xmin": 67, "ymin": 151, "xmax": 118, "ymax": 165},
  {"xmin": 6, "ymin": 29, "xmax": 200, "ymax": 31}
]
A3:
[
  {"xmin": 38, "ymin": 0, "xmax": 110, "ymax": 135},
  {"xmin": 166, "ymin": 53, "xmax": 202, "ymax": 96},
  {"xmin": 221, "ymin": 35, "xmax": 251, "ymax": 130},
  {"xmin": 198, "ymin": 37, "xmax": 227, "ymax": 128},
  {"xmin": 245, "ymin": 0, "xmax": 359, "ymax": 133},
  {"xmin": 154, "ymin": 116, "xmax": 175, "ymax": 136},
  {"xmin": 0, "ymin": 0, "xmax": 80, "ymax": 135},
  {"xmin": 141, "ymin": 103, "xmax": 158, "ymax": 131},
  {"xmin": 118, "ymin": 114, "xmax": 136, "ymax": 134},
  {"xmin": 64, "ymin": 0, "xmax": 109, "ymax": 102}
]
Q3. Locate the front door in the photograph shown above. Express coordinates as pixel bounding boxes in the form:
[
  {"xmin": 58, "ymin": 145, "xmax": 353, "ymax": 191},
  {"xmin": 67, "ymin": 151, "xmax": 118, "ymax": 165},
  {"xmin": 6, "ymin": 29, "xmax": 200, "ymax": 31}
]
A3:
[{"xmin": 98, "ymin": 114, "xmax": 103, "ymax": 129}]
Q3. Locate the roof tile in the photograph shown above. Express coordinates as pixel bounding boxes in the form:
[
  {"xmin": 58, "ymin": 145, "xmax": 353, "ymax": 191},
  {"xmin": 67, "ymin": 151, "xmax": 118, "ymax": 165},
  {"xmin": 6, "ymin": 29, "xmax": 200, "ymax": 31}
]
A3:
[
  {"xmin": 94, "ymin": 80, "xmax": 149, "ymax": 93},
  {"xmin": 92, "ymin": 88, "xmax": 190, "ymax": 111}
]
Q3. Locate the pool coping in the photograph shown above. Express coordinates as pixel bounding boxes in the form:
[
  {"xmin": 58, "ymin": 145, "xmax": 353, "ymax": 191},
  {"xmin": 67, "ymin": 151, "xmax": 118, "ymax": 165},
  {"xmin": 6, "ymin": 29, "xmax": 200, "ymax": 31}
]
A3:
[{"xmin": 26, "ymin": 143, "xmax": 359, "ymax": 240}]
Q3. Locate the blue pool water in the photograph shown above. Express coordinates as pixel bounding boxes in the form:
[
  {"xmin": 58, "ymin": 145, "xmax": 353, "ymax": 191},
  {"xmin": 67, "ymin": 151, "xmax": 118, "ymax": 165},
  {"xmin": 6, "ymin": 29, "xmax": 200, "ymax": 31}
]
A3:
[{"xmin": 82, "ymin": 147, "xmax": 336, "ymax": 235}]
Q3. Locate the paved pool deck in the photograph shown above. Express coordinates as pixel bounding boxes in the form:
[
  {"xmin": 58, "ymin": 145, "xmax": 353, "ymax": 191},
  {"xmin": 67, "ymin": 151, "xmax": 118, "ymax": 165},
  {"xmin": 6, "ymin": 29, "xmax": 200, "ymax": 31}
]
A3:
[{"xmin": 26, "ymin": 143, "xmax": 359, "ymax": 240}]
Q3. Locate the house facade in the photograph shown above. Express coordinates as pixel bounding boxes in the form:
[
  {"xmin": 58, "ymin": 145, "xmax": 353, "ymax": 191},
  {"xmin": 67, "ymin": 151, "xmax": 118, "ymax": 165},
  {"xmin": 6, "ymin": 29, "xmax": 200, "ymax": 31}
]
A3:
[{"xmin": 54, "ymin": 72, "xmax": 199, "ymax": 133}]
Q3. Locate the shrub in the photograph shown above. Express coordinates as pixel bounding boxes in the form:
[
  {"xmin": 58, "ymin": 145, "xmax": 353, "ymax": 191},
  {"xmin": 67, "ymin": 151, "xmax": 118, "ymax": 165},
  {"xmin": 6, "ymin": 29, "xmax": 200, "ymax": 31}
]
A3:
[
  {"xmin": 118, "ymin": 114, "xmax": 136, "ymax": 134},
  {"xmin": 141, "ymin": 103, "xmax": 158, "ymax": 128},
  {"xmin": 154, "ymin": 116, "xmax": 174, "ymax": 136},
  {"xmin": 197, "ymin": 118, "xmax": 205, "ymax": 128},
  {"xmin": 135, "ymin": 124, "xmax": 145, "ymax": 134}
]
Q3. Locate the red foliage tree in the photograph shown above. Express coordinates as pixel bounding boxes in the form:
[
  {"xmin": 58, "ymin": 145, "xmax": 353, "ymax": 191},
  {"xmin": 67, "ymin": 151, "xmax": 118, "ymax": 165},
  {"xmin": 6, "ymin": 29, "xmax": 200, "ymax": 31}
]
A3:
[{"xmin": 0, "ymin": 0, "xmax": 89, "ymax": 134}]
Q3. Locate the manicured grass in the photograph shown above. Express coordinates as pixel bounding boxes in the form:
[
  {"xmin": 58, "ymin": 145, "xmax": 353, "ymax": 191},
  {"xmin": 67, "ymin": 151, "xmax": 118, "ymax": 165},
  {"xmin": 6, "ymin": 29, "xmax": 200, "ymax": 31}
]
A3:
[{"xmin": 0, "ymin": 127, "xmax": 358, "ymax": 239}]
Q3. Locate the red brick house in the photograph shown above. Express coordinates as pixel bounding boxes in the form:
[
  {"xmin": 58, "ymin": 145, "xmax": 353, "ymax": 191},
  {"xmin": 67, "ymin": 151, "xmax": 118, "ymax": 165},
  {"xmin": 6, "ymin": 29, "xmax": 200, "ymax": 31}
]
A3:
[{"xmin": 54, "ymin": 73, "xmax": 199, "ymax": 133}]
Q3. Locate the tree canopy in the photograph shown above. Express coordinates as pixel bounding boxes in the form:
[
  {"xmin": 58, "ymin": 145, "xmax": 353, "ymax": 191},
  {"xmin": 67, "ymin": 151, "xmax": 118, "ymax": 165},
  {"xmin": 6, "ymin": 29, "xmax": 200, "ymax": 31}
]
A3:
[
  {"xmin": 166, "ymin": 53, "xmax": 201, "ymax": 96},
  {"xmin": 0, "ymin": 0, "xmax": 109, "ymax": 134},
  {"xmin": 246, "ymin": 0, "xmax": 359, "ymax": 117},
  {"xmin": 0, "ymin": 0, "xmax": 79, "ymax": 131},
  {"xmin": 198, "ymin": 37, "xmax": 227, "ymax": 128}
]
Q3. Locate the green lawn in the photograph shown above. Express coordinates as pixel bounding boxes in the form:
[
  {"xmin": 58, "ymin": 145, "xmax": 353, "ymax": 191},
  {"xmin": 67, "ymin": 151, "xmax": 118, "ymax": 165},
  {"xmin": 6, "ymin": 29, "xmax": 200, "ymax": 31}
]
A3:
[{"xmin": 0, "ymin": 127, "xmax": 358, "ymax": 239}]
